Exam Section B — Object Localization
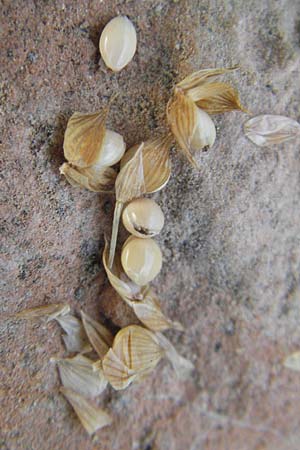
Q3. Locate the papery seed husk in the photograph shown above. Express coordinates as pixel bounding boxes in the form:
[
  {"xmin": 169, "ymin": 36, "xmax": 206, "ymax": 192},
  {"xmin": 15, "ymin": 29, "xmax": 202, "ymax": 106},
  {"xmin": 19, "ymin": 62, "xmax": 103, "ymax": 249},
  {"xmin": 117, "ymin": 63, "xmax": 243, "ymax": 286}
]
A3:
[
  {"xmin": 155, "ymin": 332, "xmax": 194, "ymax": 379},
  {"xmin": 81, "ymin": 311, "xmax": 114, "ymax": 359},
  {"xmin": 108, "ymin": 143, "xmax": 146, "ymax": 268},
  {"xmin": 187, "ymin": 81, "xmax": 246, "ymax": 114},
  {"xmin": 55, "ymin": 314, "xmax": 92, "ymax": 353},
  {"xmin": 244, "ymin": 115, "xmax": 300, "ymax": 146},
  {"xmin": 112, "ymin": 325, "xmax": 164, "ymax": 373},
  {"xmin": 176, "ymin": 67, "xmax": 238, "ymax": 91},
  {"xmin": 167, "ymin": 91, "xmax": 199, "ymax": 168},
  {"xmin": 115, "ymin": 142, "xmax": 145, "ymax": 203},
  {"xmin": 63, "ymin": 111, "xmax": 107, "ymax": 168},
  {"xmin": 102, "ymin": 349, "xmax": 138, "ymax": 390},
  {"xmin": 103, "ymin": 241, "xmax": 182, "ymax": 331},
  {"xmin": 132, "ymin": 292, "xmax": 184, "ymax": 332},
  {"xmin": 15, "ymin": 303, "xmax": 70, "ymax": 322},
  {"xmin": 283, "ymin": 351, "xmax": 300, "ymax": 371},
  {"xmin": 60, "ymin": 163, "xmax": 116, "ymax": 193},
  {"xmin": 103, "ymin": 239, "xmax": 144, "ymax": 302},
  {"xmin": 60, "ymin": 387, "xmax": 112, "ymax": 435},
  {"xmin": 54, "ymin": 354, "xmax": 107, "ymax": 398},
  {"xmin": 120, "ymin": 136, "xmax": 172, "ymax": 193}
]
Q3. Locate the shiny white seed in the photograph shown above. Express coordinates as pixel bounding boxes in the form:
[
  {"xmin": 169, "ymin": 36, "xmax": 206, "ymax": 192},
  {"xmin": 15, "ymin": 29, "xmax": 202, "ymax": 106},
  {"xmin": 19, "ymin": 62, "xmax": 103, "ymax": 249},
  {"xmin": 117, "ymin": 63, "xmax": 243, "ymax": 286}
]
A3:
[
  {"xmin": 93, "ymin": 129, "xmax": 126, "ymax": 169},
  {"xmin": 191, "ymin": 107, "xmax": 216, "ymax": 149},
  {"xmin": 122, "ymin": 198, "xmax": 164, "ymax": 238},
  {"xmin": 99, "ymin": 16, "xmax": 137, "ymax": 72},
  {"xmin": 121, "ymin": 237, "xmax": 162, "ymax": 286}
]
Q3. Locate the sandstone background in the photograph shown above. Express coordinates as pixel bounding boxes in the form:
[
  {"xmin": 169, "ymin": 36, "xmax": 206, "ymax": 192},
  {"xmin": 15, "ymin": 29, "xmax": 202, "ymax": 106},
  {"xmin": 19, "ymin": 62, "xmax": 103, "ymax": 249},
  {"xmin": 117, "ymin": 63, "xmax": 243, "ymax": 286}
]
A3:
[{"xmin": 1, "ymin": 1, "xmax": 300, "ymax": 449}]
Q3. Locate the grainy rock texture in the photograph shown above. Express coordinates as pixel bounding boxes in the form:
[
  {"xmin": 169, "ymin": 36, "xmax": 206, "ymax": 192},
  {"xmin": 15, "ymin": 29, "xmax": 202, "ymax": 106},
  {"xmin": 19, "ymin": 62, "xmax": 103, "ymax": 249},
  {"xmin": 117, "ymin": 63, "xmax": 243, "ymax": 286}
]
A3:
[{"xmin": 1, "ymin": 1, "xmax": 300, "ymax": 449}]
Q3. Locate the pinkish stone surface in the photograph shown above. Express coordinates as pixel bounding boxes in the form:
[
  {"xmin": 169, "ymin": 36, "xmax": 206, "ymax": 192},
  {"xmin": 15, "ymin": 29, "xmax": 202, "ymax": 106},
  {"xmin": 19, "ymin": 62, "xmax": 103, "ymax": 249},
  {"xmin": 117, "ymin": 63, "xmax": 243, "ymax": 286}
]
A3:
[{"xmin": 1, "ymin": 1, "xmax": 300, "ymax": 449}]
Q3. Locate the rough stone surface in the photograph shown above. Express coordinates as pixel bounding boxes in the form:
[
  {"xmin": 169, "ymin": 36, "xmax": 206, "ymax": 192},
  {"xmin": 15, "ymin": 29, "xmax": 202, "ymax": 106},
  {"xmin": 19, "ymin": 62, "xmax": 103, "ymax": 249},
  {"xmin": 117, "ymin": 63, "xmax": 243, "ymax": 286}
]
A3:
[{"xmin": 1, "ymin": 1, "xmax": 300, "ymax": 449}]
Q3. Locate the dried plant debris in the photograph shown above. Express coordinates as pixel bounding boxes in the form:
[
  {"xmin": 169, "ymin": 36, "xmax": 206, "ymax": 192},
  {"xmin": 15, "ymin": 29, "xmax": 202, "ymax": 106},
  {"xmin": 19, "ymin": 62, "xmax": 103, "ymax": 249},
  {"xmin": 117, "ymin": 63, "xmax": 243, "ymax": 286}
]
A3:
[
  {"xmin": 244, "ymin": 114, "xmax": 300, "ymax": 146},
  {"xmin": 60, "ymin": 387, "xmax": 112, "ymax": 435},
  {"xmin": 15, "ymin": 303, "xmax": 70, "ymax": 322},
  {"xmin": 167, "ymin": 91, "xmax": 209, "ymax": 168},
  {"xmin": 63, "ymin": 110, "xmax": 107, "ymax": 167},
  {"xmin": 81, "ymin": 311, "xmax": 114, "ymax": 359},
  {"xmin": 120, "ymin": 135, "xmax": 172, "ymax": 193},
  {"xmin": 167, "ymin": 67, "xmax": 247, "ymax": 167},
  {"xmin": 103, "ymin": 241, "xmax": 182, "ymax": 331},
  {"xmin": 155, "ymin": 332, "xmax": 194, "ymax": 379},
  {"xmin": 283, "ymin": 351, "xmax": 300, "ymax": 372},
  {"xmin": 102, "ymin": 325, "xmax": 164, "ymax": 390},
  {"xmin": 108, "ymin": 143, "xmax": 146, "ymax": 267},
  {"xmin": 53, "ymin": 354, "xmax": 107, "ymax": 398},
  {"xmin": 176, "ymin": 66, "xmax": 246, "ymax": 114},
  {"xmin": 102, "ymin": 325, "xmax": 192, "ymax": 390},
  {"xmin": 61, "ymin": 108, "xmax": 125, "ymax": 192},
  {"xmin": 131, "ymin": 293, "xmax": 183, "ymax": 332},
  {"xmin": 60, "ymin": 163, "xmax": 116, "ymax": 193},
  {"xmin": 22, "ymin": 62, "xmax": 258, "ymax": 437},
  {"xmin": 55, "ymin": 314, "xmax": 92, "ymax": 353}
]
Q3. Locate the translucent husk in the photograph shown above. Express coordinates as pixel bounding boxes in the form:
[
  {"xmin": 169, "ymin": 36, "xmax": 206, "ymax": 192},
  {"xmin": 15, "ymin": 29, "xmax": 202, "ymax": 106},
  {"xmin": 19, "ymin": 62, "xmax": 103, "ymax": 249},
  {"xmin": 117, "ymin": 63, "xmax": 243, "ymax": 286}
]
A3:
[
  {"xmin": 102, "ymin": 325, "xmax": 164, "ymax": 390},
  {"xmin": 177, "ymin": 67, "xmax": 238, "ymax": 90},
  {"xmin": 108, "ymin": 143, "xmax": 146, "ymax": 268},
  {"xmin": 155, "ymin": 332, "xmax": 194, "ymax": 379},
  {"xmin": 187, "ymin": 81, "xmax": 247, "ymax": 114},
  {"xmin": 103, "ymin": 241, "xmax": 183, "ymax": 331},
  {"xmin": 60, "ymin": 163, "xmax": 116, "ymax": 193},
  {"xmin": 81, "ymin": 311, "xmax": 114, "ymax": 359},
  {"xmin": 15, "ymin": 303, "xmax": 70, "ymax": 322},
  {"xmin": 283, "ymin": 351, "xmax": 300, "ymax": 372},
  {"xmin": 132, "ymin": 293, "xmax": 183, "ymax": 332},
  {"xmin": 52, "ymin": 354, "xmax": 107, "ymax": 398},
  {"xmin": 63, "ymin": 110, "xmax": 107, "ymax": 168},
  {"xmin": 120, "ymin": 135, "xmax": 173, "ymax": 193},
  {"xmin": 244, "ymin": 114, "xmax": 300, "ymax": 146},
  {"xmin": 167, "ymin": 90, "xmax": 199, "ymax": 168},
  {"xmin": 55, "ymin": 314, "xmax": 92, "ymax": 353},
  {"xmin": 60, "ymin": 387, "xmax": 112, "ymax": 435},
  {"xmin": 176, "ymin": 66, "xmax": 247, "ymax": 114}
]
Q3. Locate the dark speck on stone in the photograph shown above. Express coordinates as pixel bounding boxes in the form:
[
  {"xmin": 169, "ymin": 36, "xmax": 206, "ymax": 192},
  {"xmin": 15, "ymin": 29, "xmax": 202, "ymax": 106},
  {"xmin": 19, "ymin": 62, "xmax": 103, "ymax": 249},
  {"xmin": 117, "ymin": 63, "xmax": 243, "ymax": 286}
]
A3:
[
  {"xmin": 74, "ymin": 286, "xmax": 85, "ymax": 301},
  {"xmin": 214, "ymin": 341, "xmax": 222, "ymax": 352},
  {"xmin": 27, "ymin": 51, "xmax": 38, "ymax": 63},
  {"xmin": 103, "ymin": 200, "xmax": 113, "ymax": 215}
]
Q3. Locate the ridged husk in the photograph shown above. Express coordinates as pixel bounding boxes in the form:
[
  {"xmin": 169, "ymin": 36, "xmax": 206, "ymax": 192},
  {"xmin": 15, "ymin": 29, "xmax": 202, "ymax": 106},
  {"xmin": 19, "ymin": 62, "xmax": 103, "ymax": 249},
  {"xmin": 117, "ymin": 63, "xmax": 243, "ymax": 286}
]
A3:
[
  {"xmin": 108, "ymin": 143, "xmax": 146, "ymax": 267},
  {"xmin": 81, "ymin": 311, "xmax": 114, "ymax": 359},
  {"xmin": 115, "ymin": 142, "xmax": 146, "ymax": 203},
  {"xmin": 244, "ymin": 114, "xmax": 300, "ymax": 146},
  {"xmin": 60, "ymin": 387, "xmax": 112, "ymax": 435},
  {"xmin": 120, "ymin": 136, "xmax": 172, "ymax": 193},
  {"xmin": 187, "ymin": 82, "xmax": 246, "ymax": 114},
  {"xmin": 167, "ymin": 90, "xmax": 199, "ymax": 168},
  {"xmin": 102, "ymin": 325, "xmax": 164, "ymax": 390},
  {"xmin": 103, "ymin": 241, "xmax": 182, "ymax": 331},
  {"xmin": 63, "ymin": 110, "xmax": 107, "ymax": 168},
  {"xmin": 176, "ymin": 67, "xmax": 247, "ymax": 114},
  {"xmin": 15, "ymin": 303, "xmax": 70, "ymax": 322},
  {"xmin": 55, "ymin": 314, "xmax": 92, "ymax": 353},
  {"xmin": 60, "ymin": 163, "xmax": 116, "ymax": 193},
  {"xmin": 101, "ymin": 349, "xmax": 137, "ymax": 390},
  {"xmin": 53, "ymin": 354, "xmax": 107, "ymax": 398},
  {"xmin": 177, "ymin": 67, "xmax": 238, "ymax": 90}
]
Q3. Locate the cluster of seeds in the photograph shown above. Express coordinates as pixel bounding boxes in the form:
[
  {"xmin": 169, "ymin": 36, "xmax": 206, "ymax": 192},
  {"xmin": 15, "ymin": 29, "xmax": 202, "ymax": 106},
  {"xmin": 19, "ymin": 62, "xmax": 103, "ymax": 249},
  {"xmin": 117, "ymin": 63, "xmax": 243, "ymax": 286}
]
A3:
[{"xmin": 16, "ymin": 14, "xmax": 300, "ymax": 436}]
